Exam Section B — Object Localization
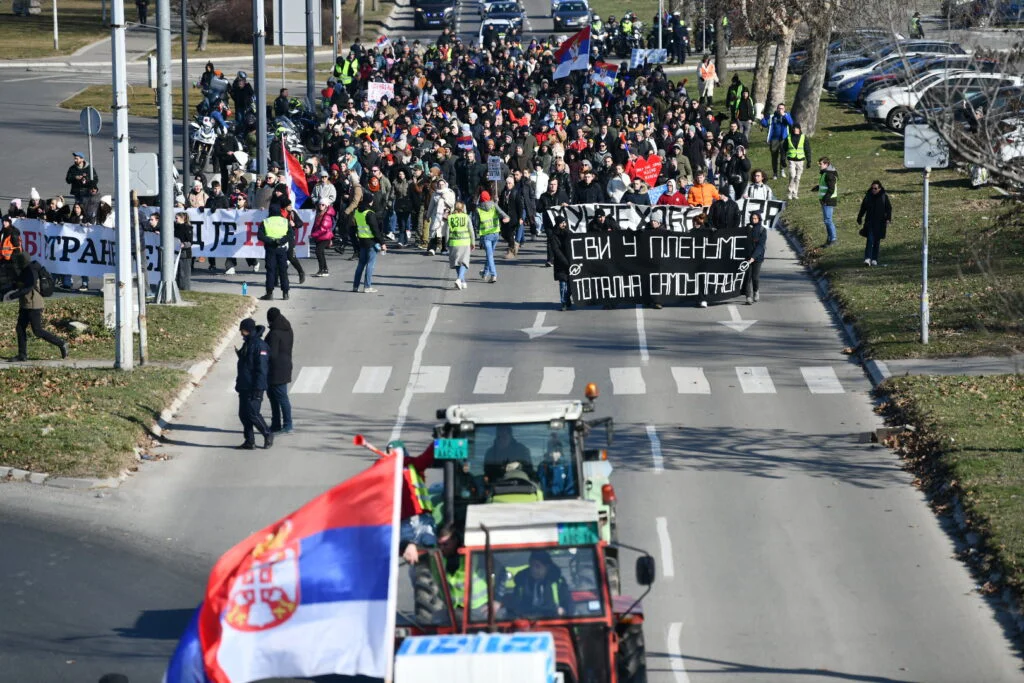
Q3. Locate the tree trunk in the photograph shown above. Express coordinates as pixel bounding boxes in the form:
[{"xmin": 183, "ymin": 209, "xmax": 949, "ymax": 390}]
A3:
[
  {"xmin": 767, "ymin": 25, "xmax": 794, "ymax": 117},
  {"xmin": 714, "ymin": 12, "xmax": 728, "ymax": 93},
  {"xmin": 198, "ymin": 21, "xmax": 209, "ymax": 50},
  {"xmin": 791, "ymin": 26, "xmax": 828, "ymax": 136},
  {"xmin": 751, "ymin": 40, "xmax": 773, "ymax": 117}
]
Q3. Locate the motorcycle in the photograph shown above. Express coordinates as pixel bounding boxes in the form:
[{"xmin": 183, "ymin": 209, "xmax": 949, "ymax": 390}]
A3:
[{"xmin": 189, "ymin": 116, "xmax": 217, "ymax": 171}]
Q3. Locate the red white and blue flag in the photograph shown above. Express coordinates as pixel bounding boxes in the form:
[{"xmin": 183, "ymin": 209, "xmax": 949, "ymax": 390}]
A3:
[
  {"xmin": 591, "ymin": 60, "xmax": 618, "ymax": 89},
  {"xmin": 375, "ymin": 34, "xmax": 392, "ymax": 50},
  {"xmin": 163, "ymin": 453, "xmax": 404, "ymax": 683},
  {"xmin": 282, "ymin": 146, "xmax": 310, "ymax": 209},
  {"xmin": 553, "ymin": 26, "xmax": 590, "ymax": 80}
]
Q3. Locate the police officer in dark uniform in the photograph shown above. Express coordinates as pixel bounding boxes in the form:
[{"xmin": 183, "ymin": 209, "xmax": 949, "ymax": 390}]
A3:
[
  {"xmin": 234, "ymin": 318, "xmax": 272, "ymax": 450},
  {"xmin": 259, "ymin": 204, "xmax": 291, "ymax": 301}
]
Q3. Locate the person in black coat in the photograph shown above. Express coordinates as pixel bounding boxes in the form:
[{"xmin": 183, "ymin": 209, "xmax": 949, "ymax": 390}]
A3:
[
  {"xmin": 744, "ymin": 211, "xmax": 767, "ymax": 304},
  {"xmin": 265, "ymin": 307, "xmax": 294, "ymax": 434},
  {"xmin": 856, "ymin": 180, "xmax": 892, "ymax": 266},
  {"xmin": 548, "ymin": 215, "xmax": 573, "ymax": 311},
  {"xmin": 234, "ymin": 317, "xmax": 272, "ymax": 450}
]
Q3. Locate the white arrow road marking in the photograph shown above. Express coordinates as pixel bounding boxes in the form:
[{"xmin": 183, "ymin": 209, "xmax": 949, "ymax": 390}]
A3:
[
  {"xmin": 667, "ymin": 622, "xmax": 692, "ymax": 683},
  {"xmin": 520, "ymin": 311, "xmax": 558, "ymax": 339},
  {"xmin": 718, "ymin": 304, "xmax": 757, "ymax": 332}
]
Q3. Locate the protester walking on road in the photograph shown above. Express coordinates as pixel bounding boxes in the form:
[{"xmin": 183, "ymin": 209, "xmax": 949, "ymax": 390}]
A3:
[
  {"xmin": 476, "ymin": 191, "xmax": 508, "ymax": 283},
  {"xmin": 265, "ymin": 308, "xmax": 294, "ymax": 435},
  {"xmin": 446, "ymin": 201, "xmax": 475, "ymax": 290},
  {"xmin": 761, "ymin": 104, "xmax": 794, "ymax": 181},
  {"xmin": 234, "ymin": 318, "xmax": 272, "ymax": 450},
  {"xmin": 785, "ymin": 123, "xmax": 811, "ymax": 200},
  {"xmin": 856, "ymin": 180, "xmax": 892, "ymax": 266},
  {"xmin": 258, "ymin": 204, "xmax": 291, "ymax": 300},
  {"xmin": 549, "ymin": 215, "xmax": 573, "ymax": 311},
  {"xmin": 744, "ymin": 211, "xmax": 767, "ymax": 304},
  {"xmin": 4, "ymin": 252, "xmax": 68, "ymax": 362},
  {"xmin": 310, "ymin": 198, "xmax": 336, "ymax": 277},
  {"xmin": 353, "ymin": 193, "xmax": 387, "ymax": 293},
  {"xmin": 818, "ymin": 157, "xmax": 839, "ymax": 247}
]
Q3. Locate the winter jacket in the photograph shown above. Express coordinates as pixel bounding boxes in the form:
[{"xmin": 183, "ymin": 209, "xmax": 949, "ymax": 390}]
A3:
[
  {"xmin": 265, "ymin": 313, "xmax": 294, "ymax": 386},
  {"xmin": 857, "ymin": 188, "xmax": 892, "ymax": 239},
  {"xmin": 620, "ymin": 189, "xmax": 651, "ymax": 206},
  {"xmin": 819, "ymin": 165, "xmax": 838, "ymax": 207},
  {"xmin": 708, "ymin": 198, "xmax": 741, "ymax": 231},
  {"xmin": 744, "ymin": 182, "xmax": 775, "ymax": 201},
  {"xmin": 9, "ymin": 261, "xmax": 44, "ymax": 310},
  {"xmin": 689, "ymin": 182, "xmax": 721, "ymax": 208},
  {"xmin": 746, "ymin": 223, "xmax": 768, "ymax": 262},
  {"xmin": 548, "ymin": 227, "xmax": 573, "ymax": 283},
  {"xmin": 658, "ymin": 191, "xmax": 688, "ymax": 206},
  {"xmin": 762, "ymin": 112, "xmax": 794, "ymax": 143},
  {"xmin": 537, "ymin": 188, "xmax": 570, "ymax": 230},
  {"xmin": 235, "ymin": 326, "xmax": 270, "ymax": 394},
  {"xmin": 311, "ymin": 181, "xmax": 337, "ymax": 207},
  {"xmin": 65, "ymin": 162, "xmax": 98, "ymax": 195},
  {"xmin": 572, "ymin": 179, "xmax": 607, "ymax": 205},
  {"xmin": 311, "ymin": 206, "xmax": 336, "ymax": 242}
]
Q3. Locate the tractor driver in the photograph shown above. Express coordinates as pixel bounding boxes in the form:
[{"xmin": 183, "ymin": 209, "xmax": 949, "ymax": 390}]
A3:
[
  {"xmin": 484, "ymin": 424, "xmax": 532, "ymax": 481},
  {"xmin": 509, "ymin": 550, "xmax": 571, "ymax": 618}
]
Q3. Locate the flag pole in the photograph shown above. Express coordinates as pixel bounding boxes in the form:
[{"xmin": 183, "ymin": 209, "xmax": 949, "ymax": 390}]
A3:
[{"xmin": 383, "ymin": 443, "xmax": 404, "ymax": 683}]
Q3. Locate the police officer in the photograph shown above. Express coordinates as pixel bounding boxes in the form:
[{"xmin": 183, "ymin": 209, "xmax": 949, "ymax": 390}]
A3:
[
  {"xmin": 259, "ymin": 203, "xmax": 291, "ymax": 301},
  {"xmin": 234, "ymin": 317, "xmax": 272, "ymax": 450}
]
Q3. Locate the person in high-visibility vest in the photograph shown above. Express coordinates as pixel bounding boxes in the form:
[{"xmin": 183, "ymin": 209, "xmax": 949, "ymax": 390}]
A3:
[
  {"xmin": 509, "ymin": 550, "xmax": 570, "ymax": 618},
  {"xmin": 785, "ymin": 123, "xmax": 812, "ymax": 200},
  {"xmin": 333, "ymin": 52, "xmax": 359, "ymax": 94},
  {"xmin": 445, "ymin": 201, "xmax": 475, "ymax": 290},
  {"xmin": 397, "ymin": 440, "xmax": 440, "ymax": 565},
  {"xmin": 818, "ymin": 156, "xmax": 839, "ymax": 247},
  {"xmin": 258, "ymin": 203, "xmax": 291, "ymax": 301},
  {"xmin": 353, "ymin": 193, "xmax": 387, "ymax": 293},
  {"xmin": 476, "ymin": 188, "xmax": 511, "ymax": 284}
]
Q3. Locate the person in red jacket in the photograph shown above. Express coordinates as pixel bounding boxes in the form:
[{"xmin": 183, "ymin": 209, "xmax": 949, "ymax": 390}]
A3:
[
  {"xmin": 396, "ymin": 440, "xmax": 437, "ymax": 564},
  {"xmin": 657, "ymin": 179, "xmax": 688, "ymax": 206}
]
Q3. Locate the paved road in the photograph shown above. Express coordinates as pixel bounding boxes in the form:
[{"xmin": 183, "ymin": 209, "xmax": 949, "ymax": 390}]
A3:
[{"xmin": 3, "ymin": 1, "xmax": 1024, "ymax": 682}]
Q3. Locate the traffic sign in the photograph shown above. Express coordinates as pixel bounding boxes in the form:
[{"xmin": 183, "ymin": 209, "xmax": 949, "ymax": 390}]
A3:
[
  {"xmin": 79, "ymin": 106, "xmax": 102, "ymax": 136},
  {"xmin": 904, "ymin": 124, "xmax": 949, "ymax": 169}
]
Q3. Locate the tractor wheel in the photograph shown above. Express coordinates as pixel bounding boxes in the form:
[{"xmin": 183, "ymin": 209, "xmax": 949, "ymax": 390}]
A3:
[
  {"xmin": 413, "ymin": 562, "xmax": 445, "ymax": 623},
  {"xmin": 617, "ymin": 623, "xmax": 648, "ymax": 683}
]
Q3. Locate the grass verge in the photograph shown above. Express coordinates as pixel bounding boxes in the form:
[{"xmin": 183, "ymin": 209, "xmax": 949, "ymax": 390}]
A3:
[
  {"xmin": 0, "ymin": 291, "xmax": 250, "ymax": 362},
  {"xmin": 0, "ymin": 0, "xmax": 107, "ymax": 60},
  {"xmin": 880, "ymin": 374, "xmax": 1024, "ymax": 599},
  {"xmin": 0, "ymin": 366, "xmax": 186, "ymax": 478},
  {"xmin": 744, "ymin": 86, "xmax": 1024, "ymax": 360}
]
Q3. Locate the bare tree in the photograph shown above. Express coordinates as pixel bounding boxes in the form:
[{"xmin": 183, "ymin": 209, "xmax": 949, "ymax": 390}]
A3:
[
  {"xmin": 767, "ymin": 25, "xmax": 795, "ymax": 114},
  {"xmin": 751, "ymin": 40, "xmax": 774, "ymax": 106},
  {"xmin": 787, "ymin": 0, "xmax": 844, "ymax": 135},
  {"xmin": 187, "ymin": 0, "xmax": 222, "ymax": 51},
  {"xmin": 740, "ymin": 0, "xmax": 799, "ymax": 118}
]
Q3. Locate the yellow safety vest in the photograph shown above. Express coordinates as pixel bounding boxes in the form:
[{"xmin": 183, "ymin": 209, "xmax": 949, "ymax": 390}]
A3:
[
  {"xmin": 405, "ymin": 466, "xmax": 432, "ymax": 514},
  {"xmin": 621, "ymin": 19, "xmax": 632, "ymax": 33},
  {"xmin": 448, "ymin": 557, "xmax": 489, "ymax": 610},
  {"xmin": 786, "ymin": 134, "xmax": 806, "ymax": 161},
  {"xmin": 355, "ymin": 209, "xmax": 374, "ymax": 239},
  {"xmin": 818, "ymin": 171, "xmax": 837, "ymax": 201},
  {"xmin": 263, "ymin": 215, "xmax": 288, "ymax": 240},
  {"xmin": 447, "ymin": 212, "xmax": 471, "ymax": 246},
  {"xmin": 338, "ymin": 58, "xmax": 358, "ymax": 85},
  {"xmin": 476, "ymin": 206, "xmax": 500, "ymax": 236}
]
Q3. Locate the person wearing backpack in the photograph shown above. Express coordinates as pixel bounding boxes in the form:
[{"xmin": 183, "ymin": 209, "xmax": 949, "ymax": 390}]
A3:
[{"xmin": 3, "ymin": 252, "xmax": 68, "ymax": 361}]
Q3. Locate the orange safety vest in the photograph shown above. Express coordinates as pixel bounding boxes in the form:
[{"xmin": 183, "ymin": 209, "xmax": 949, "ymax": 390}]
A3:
[
  {"xmin": 0, "ymin": 232, "xmax": 20, "ymax": 261},
  {"xmin": 699, "ymin": 62, "xmax": 716, "ymax": 82}
]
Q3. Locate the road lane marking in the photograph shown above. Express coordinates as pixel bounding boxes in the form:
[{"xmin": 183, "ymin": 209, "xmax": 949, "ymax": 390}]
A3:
[
  {"xmin": 736, "ymin": 366, "xmax": 776, "ymax": 394},
  {"xmin": 646, "ymin": 424, "xmax": 664, "ymax": 473},
  {"xmin": 474, "ymin": 366, "xmax": 512, "ymax": 394},
  {"xmin": 352, "ymin": 366, "xmax": 392, "ymax": 394},
  {"xmin": 667, "ymin": 622, "xmax": 692, "ymax": 683},
  {"xmin": 290, "ymin": 366, "xmax": 332, "ymax": 394},
  {"xmin": 671, "ymin": 367, "xmax": 711, "ymax": 394},
  {"xmin": 656, "ymin": 516, "xmax": 675, "ymax": 578},
  {"xmin": 390, "ymin": 306, "xmax": 439, "ymax": 442},
  {"xmin": 610, "ymin": 367, "xmax": 646, "ymax": 395},
  {"xmin": 635, "ymin": 305, "xmax": 649, "ymax": 364},
  {"xmin": 801, "ymin": 366, "xmax": 845, "ymax": 394},
  {"xmin": 539, "ymin": 366, "xmax": 575, "ymax": 394},
  {"xmin": 411, "ymin": 365, "xmax": 450, "ymax": 393}
]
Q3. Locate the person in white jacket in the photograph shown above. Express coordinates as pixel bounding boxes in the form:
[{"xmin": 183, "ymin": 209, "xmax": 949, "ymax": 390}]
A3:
[
  {"xmin": 426, "ymin": 178, "xmax": 456, "ymax": 255},
  {"xmin": 606, "ymin": 164, "xmax": 632, "ymax": 203},
  {"xmin": 743, "ymin": 169, "xmax": 776, "ymax": 202}
]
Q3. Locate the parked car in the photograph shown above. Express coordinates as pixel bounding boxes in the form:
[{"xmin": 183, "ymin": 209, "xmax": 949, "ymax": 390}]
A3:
[
  {"xmin": 790, "ymin": 28, "xmax": 900, "ymax": 75},
  {"xmin": 854, "ymin": 55, "xmax": 995, "ymax": 109},
  {"xmin": 827, "ymin": 40, "xmax": 965, "ymax": 80}
]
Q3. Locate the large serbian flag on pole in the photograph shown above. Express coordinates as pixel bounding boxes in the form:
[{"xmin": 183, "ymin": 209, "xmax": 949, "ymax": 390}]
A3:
[
  {"xmin": 282, "ymin": 145, "xmax": 310, "ymax": 209},
  {"xmin": 553, "ymin": 26, "xmax": 591, "ymax": 79},
  {"xmin": 163, "ymin": 451, "xmax": 404, "ymax": 683}
]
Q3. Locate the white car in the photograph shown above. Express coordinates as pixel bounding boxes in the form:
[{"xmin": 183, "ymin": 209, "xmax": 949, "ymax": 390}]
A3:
[
  {"xmin": 478, "ymin": 18, "xmax": 516, "ymax": 47},
  {"xmin": 865, "ymin": 70, "xmax": 1022, "ymax": 132},
  {"xmin": 827, "ymin": 53, "xmax": 923, "ymax": 91}
]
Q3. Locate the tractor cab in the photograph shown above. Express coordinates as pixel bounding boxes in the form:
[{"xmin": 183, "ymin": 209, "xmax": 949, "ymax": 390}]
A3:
[{"xmin": 430, "ymin": 384, "xmax": 616, "ymax": 545}]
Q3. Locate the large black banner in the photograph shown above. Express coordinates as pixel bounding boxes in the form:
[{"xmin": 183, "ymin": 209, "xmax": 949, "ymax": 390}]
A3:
[
  {"xmin": 546, "ymin": 198, "xmax": 786, "ymax": 234},
  {"xmin": 568, "ymin": 227, "xmax": 751, "ymax": 305}
]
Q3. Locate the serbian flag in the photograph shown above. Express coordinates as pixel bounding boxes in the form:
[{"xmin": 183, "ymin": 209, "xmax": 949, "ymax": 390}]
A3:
[
  {"xmin": 591, "ymin": 60, "xmax": 618, "ymax": 89},
  {"xmin": 375, "ymin": 34, "xmax": 391, "ymax": 50},
  {"xmin": 282, "ymin": 146, "xmax": 309, "ymax": 209},
  {"xmin": 553, "ymin": 26, "xmax": 590, "ymax": 80},
  {"xmin": 163, "ymin": 453, "xmax": 404, "ymax": 683}
]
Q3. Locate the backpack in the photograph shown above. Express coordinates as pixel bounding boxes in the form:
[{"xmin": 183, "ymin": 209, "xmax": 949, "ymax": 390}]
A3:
[{"xmin": 28, "ymin": 261, "xmax": 54, "ymax": 297}]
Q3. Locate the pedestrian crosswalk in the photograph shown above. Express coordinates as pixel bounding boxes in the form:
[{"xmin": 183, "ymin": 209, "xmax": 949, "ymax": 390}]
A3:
[{"xmin": 276, "ymin": 363, "xmax": 859, "ymax": 397}]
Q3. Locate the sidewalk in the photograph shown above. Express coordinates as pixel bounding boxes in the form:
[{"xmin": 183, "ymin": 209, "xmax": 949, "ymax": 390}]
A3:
[{"xmin": 875, "ymin": 354, "xmax": 1024, "ymax": 379}]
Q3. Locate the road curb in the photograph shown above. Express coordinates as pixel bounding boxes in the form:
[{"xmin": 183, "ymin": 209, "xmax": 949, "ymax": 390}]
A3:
[{"xmin": 0, "ymin": 298, "xmax": 256, "ymax": 491}]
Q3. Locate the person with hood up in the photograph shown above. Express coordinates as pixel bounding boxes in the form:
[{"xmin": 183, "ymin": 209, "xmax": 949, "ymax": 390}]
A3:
[
  {"xmin": 426, "ymin": 178, "xmax": 456, "ymax": 256},
  {"xmin": 818, "ymin": 157, "xmax": 839, "ymax": 247},
  {"xmin": 856, "ymin": 180, "xmax": 892, "ymax": 266},
  {"xmin": 744, "ymin": 211, "xmax": 767, "ymax": 305},
  {"xmin": 658, "ymin": 179, "xmax": 688, "ymax": 206},
  {"xmin": 4, "ymin": 251, "xmax": 69, "ymax": 361},
  {"xmin": 445, "ymin": 201, "xmax": 475, "ymax": 290},
  {"xmin": 476, "ymin": 190, "xmax": 510, "ymax": 284},
  {"xmin": 549, "ymin": 214, "xmax": 574, "ymax": 311},
  {"xmin": 310, "ymin": 197, "xmax": 336, "ymax": 277},
  {"xmin": 265, "ymin": 307, "xmax": 294, "ymax": 434},
  {"xmin": 234, "ymin": 317, "xmax": 272, "ymax": 450}
]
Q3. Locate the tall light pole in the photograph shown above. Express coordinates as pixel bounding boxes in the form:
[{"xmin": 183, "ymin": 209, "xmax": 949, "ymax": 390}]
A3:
[
  {"xmin": 305, "ymin": 0, "xmax": 315, "ymax": 107},
  {"xmin": 156, "ymin": 0, "xmax": 181, "ymax": 304},
  {"xmin": 53, "ymin": 0, "xmax": 59, "ymax": 50},
  {"xmin": 254, "ymin": 0, "xmax": 268, "ymax": 175},
  {"xmin": 111, "ymin": 0, "xmax": 134, "ymax": 369},
  {"xmin": 181, "ymin": 0, "xmax": 190, "ymax": 186}
]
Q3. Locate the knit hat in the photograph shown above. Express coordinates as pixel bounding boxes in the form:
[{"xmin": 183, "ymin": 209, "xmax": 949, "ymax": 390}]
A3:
[
  {"xmin": 479, "ymin": 190, "xmax": 491, "ymax": 202},
  {"xmin": 100, "ymin": 195, "xmax": 112, "ymax": 206},
  {"xmin": 10, "ymin": 198, "xmax": 21, "ymax": 209},
  {"xmin": 30, "ymin": 187, "xmax": 40, "ymax": 201},
  {"xmin": 239, "ymin": 318, "xmax": 256, "ymax": 333}
]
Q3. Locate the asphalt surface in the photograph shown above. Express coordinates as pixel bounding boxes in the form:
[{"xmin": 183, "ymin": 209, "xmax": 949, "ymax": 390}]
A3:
[{"xmin": 3, "ymin": 2, "xmax": 1024, "ymax": 683}]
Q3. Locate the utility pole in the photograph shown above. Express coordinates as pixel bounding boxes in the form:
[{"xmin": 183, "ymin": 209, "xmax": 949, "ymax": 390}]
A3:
[
  {"xmin": 52, "ymin": 0, "xmax": 59, "ymax": 50},
  {"xmin": 156, "ymin": 0, "xmax": 181, "ymax": 304},
  {"xmin": 921, "ymin": 167, "xmax": 930, "ymax": 344},
  {"xmin": 657, "ymin": 0, "xmax": 663, "ymax": 51},
  {"xmin": 255, "ymin": 0, "xmax": 268, "ymax": 175},
  {"xmin": 181, "ymin": 0, "xmax": 190, "ymax": 185},
  {"xmin": 111, "ymin": 0, "xmax": 134, "ymax": 369},
  {"xmin": 332, "ymin": 0, "xmax": 340, "ymax": 64},
  {"xmin": 305, "ymin": 0, "xmax": 315, "ymax": 107}
]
